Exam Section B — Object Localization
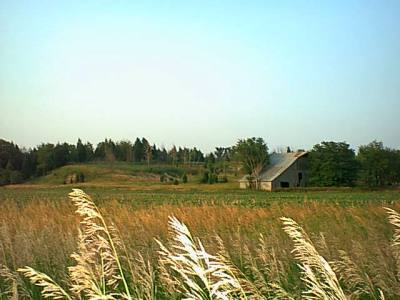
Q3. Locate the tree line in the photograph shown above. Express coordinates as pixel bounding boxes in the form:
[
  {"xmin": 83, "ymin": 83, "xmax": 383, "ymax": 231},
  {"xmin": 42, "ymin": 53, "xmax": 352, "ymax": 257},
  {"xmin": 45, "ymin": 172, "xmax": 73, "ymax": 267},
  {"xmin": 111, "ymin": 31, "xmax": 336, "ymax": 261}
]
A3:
[
  {"xmin": 308, "ymin": 140, "xmax": 400, "ymax": 187},
  {"xmin": 0, "ymin": 138, "xmax": 205, "ymax": 185},
  {"xmin": 1, "ymin": 137, "xmax": 399, "ymax": 188}
]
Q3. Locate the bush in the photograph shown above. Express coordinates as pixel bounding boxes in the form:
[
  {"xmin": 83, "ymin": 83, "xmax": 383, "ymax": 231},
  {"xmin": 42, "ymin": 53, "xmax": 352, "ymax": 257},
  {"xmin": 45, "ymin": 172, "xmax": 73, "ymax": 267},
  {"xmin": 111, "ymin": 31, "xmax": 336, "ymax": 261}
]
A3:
[
  {"xmin": 221, "ymin": 175, "xmax": 228, "ymax": 183},
  {"xmin": 9, "ymin": 171, "xmax": 24, "ymax": 184},
  {"xmin": 182, "ymin": 173, "xmax": 188, "ymax": 183},
  {"xmin": 78, "ymin": 172, "xmax": 85, "ymax": 183},
  {"xmin": 173, "ymin": 179, "xmax": 179, "ymax": 185},
  {"xmin": 160, "ymin": 174, "xmax": 165, "ymax": 182},
  {"xmin": 200, "ymin": 170, "xmax": 209, "ymax": 183},
  {"xmin": 208, "ymin": 173, "xmax": 217, "ymax": 184}
]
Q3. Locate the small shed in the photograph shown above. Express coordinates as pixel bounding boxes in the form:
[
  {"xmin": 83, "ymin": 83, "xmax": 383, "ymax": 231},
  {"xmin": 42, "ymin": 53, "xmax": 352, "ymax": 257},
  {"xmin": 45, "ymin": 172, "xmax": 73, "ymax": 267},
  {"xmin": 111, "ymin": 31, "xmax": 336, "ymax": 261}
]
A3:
[{"xmin": 239, "ymin": 151, "xmax": 308, "ymax": 191}]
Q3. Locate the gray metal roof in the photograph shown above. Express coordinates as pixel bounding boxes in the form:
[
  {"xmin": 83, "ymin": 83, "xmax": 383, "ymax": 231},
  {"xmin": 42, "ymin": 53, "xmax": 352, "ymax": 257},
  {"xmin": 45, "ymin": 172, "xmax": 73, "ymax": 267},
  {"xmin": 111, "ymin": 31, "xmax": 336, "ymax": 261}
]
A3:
[{"xmin": 239, "ymin": 151, "xmax": 307, "ymax": 182}]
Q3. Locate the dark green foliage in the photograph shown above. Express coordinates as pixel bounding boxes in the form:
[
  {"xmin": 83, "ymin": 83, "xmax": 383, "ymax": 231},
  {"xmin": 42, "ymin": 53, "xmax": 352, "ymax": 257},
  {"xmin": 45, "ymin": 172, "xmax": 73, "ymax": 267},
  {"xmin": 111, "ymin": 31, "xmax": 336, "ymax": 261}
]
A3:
[
  {"xmin": 115, "ymin": 141, "xmax": 133, "ymax": 162},
  {"xmin": 77, "ymin": 139, "xmax": 87, "ymax": 162},
  {"xmin": 182, "ymin": 173, "xmax": 188, "ymax": 183},
  {"xmin": 0, "ymin": 139, "xmax": 24, "ymax": 170},
  {"xmin": 200, "ymin": 168, "xmax": 218, "ymax": 184},
  {"xmin": 200, "ymin": 170, "xmax": 209, "ymax": 183},
  {"xmin": 169, "ymin": 146, "xmax": 177, "ymax": 165},
  {"xmin": 160, "ymin": 174, "xmax": 165, "ymax": 182},
  {"xmin": 214, "ymin": 147, "xmax": 232, "ymax": 177},
  {"xmin": 133, "ymin": 138, "xmax": 144, "ymax": 162},
  {"xmin": 9, "ymin": 170, "xmax": 23, "ymax": 184},
  {"xmin": 53, "ymin": 143, "xmax": 71, "ymax": 168},
  {"xmin": 21, "ymin": 150, "xmax": 37, "ymax": 179},
  {"xmin": 208, "ymin": 173, "xmax": 217, "ymax": 184},
  {"xmin": 0, "ymin": 169, "xmax": 10, "ymax": 185},
  {"xmin": 78, "ymin": 172, "xmax": 85, "ymax": 183},
  {"xmin": 76, "ymin": 139, "xmax": 94, "ymax": 163},
  {"xmin": 173, "ymin": 178, "xmax": 179, "ymax": 185},
  {"xmin": 357, "ymin": 141, "xmax": 400, "ymax": 186},
  {"xmin": 36, "ymin": 143, "xmax": 56, "ymax": 175},
  {"xmin": 309, "ymin": 141, "xmax": 358, "ymax": 186}
]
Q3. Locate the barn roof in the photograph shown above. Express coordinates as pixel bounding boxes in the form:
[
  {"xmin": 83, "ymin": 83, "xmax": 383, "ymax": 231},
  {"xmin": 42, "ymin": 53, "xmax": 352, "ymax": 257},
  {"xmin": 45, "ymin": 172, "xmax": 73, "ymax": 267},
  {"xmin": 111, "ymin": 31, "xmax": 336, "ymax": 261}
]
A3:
[{"xmin": 239, "ymin": 151, "xmax": 307, "ymax": 182}]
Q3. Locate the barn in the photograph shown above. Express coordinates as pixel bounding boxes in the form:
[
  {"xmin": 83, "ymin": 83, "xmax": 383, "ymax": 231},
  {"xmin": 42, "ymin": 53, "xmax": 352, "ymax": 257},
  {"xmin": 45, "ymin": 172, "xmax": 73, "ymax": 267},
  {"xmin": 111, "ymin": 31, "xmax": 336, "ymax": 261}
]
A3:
[{"xmin": 239, "ymin": 151, "xmax": 308, "ymax": 191}]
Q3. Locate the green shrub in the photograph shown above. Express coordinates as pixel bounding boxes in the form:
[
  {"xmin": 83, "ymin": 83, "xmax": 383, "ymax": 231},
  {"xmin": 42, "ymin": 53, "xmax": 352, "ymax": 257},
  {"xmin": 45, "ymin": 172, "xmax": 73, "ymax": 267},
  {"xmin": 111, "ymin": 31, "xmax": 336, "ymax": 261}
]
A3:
[
  {"xmin": 182, "ymin": 173, "xmax": 188, "ymax": 183},
  {"xmin": 200, "ymin": 170, "xmax": 209, "ymax": 183},
  {"xmin": 78, "ymin": 172, "xmax": 85, "ymax": 183},
  {"xmin": 208, "ymin": 173, "xmax": 217, "ymax": 184}
]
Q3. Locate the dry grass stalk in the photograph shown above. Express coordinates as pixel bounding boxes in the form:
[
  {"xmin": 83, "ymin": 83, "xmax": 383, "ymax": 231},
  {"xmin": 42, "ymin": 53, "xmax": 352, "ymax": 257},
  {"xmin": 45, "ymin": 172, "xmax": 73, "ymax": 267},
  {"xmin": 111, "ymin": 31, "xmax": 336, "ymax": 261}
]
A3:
[
  {"xmin": 67, "ymin": 189, "xmax": 131, "ymax": 299},
  {"xmin": 17, "ymin": 266, "xmax": 72, "ymax": 299},
  {"xmin": 0, "ymin": 264, "xmax": 32, "ymax": 299},
  {"xmin": 128, "ymin": 251, "xmax": 155, "ymax": 300},
  {"xmin": 281, "ymin": 217, "xmax": 346, "ymax": 300},
  {"xmin": 17, "ymin": 189, "xmax": 133, "ymax": 299},
  {"xmin": 156, "ymin": 216, "xmax": 248, "ymax": 299},
  {"xmin": 385, "ymin": 207, "xmax": 400, "ymax": 277},
  {"xmin": 331, "ymin": 249, "xmax": 377, "ymax": 297}
]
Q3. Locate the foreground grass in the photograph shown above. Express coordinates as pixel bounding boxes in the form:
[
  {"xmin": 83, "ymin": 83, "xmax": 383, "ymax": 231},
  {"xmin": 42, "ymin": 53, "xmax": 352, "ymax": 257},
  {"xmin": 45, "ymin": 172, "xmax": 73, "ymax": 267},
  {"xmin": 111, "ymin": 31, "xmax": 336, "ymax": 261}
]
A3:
[{"xmin": 1, "ymin": 187, "xmax": 400, "ymax": 298}]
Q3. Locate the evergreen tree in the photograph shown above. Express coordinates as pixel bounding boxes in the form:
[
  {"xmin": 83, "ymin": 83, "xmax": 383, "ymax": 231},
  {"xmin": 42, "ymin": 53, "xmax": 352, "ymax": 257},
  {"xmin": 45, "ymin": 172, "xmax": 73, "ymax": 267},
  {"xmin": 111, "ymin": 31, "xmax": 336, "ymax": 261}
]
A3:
[
  {"xmin": 169, "ymin": 146, "xmax": 177, "ymax": 165},
  {"xmin": 85, "ymin": 142, "xmax": 94, "ymax": 161},
  {"xmin": 76, "ymin": 139, "xmax": 87, "ymax": 162},
  {"xmin": 133, "ymin": 138, "xmax": 144, "ymax": 162}
]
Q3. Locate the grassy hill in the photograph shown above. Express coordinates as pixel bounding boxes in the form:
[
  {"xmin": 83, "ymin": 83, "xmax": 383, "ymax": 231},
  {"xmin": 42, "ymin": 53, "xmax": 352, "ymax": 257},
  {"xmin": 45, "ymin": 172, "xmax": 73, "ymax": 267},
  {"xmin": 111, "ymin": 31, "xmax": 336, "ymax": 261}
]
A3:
[{"xmin": 28, "ymin": 161, "xmax": 240, "ymax": 190}]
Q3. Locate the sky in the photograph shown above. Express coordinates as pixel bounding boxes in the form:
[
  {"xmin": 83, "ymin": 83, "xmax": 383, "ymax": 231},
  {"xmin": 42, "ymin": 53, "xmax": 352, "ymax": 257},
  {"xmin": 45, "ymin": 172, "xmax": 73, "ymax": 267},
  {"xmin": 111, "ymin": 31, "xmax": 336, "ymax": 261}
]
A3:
[{"xmin": 1, "ymin": 0, "xmax": 399, "ymax": 153}]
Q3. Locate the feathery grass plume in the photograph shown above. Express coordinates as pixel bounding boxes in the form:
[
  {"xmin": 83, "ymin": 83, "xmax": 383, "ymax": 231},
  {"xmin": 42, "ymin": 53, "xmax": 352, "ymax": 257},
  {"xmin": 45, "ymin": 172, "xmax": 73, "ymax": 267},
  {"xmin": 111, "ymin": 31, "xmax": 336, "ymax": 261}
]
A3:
[
  {"xmin": 280, "ymin": 217, "xmax": 347, "ymax": 300},
  {"xmin": 17, "ymin": 267, "xmax": 72, "ymax": 300},
  {"xmin": 156, "ymin": 216, "xmax": 248, "ymax": 299},
  {"xmin": 0, "ymin": 264, "xmax": 32, "ymax": 299},
  {"xmin": 67, "ymin": 189, "xmax": 131, "ymax": 299},
  {"xmin": 384, "ymin": 207, "xmax": 400, "ymax": 296},
  {"xmin": 157, "ymin": 253, "xmax": 181, "ymax": 296},
  {"xmin": 331, "ymin": 250, "xmax": 377, "ymax": 297},
  {"xmin": 385, "ymin": 207, "xmax": 400, "ymax": 260}
]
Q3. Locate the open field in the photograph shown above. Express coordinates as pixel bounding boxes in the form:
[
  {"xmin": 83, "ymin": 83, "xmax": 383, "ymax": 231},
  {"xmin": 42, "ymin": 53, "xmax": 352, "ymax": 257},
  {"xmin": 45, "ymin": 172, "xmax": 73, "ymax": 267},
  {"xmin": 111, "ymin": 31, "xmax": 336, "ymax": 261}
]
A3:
[{"xmin": 1, "ymin": 177, "xmax": 400, "ymax": 298}]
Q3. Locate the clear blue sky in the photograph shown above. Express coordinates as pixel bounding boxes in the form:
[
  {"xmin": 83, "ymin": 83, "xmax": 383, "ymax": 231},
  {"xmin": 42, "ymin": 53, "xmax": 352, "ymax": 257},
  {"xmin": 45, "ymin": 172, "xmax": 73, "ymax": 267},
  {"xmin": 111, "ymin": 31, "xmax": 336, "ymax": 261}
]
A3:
[{"xmin": 1, "ymin": 1, "xmax": 399, "ymax": 152}]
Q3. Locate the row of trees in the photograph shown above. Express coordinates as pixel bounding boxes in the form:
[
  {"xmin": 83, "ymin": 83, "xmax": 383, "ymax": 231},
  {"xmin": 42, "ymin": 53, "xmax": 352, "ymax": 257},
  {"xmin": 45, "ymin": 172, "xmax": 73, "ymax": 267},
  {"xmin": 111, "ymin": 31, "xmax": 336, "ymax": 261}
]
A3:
[
  {"xmin": 0, "ymin": 138, "xmax": 206, "ymax": 185},
  {"xmin": 308, "ymin": 140, "xmax": 400, "ymax": 187}
]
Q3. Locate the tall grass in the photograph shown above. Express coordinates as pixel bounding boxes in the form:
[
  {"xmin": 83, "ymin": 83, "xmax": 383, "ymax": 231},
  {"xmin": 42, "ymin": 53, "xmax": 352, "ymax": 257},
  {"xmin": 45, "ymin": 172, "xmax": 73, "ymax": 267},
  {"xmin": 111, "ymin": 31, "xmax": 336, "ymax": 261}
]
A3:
[{"xmin": 0, "ymin": 189, "xmax": 400, "ymax": 299}]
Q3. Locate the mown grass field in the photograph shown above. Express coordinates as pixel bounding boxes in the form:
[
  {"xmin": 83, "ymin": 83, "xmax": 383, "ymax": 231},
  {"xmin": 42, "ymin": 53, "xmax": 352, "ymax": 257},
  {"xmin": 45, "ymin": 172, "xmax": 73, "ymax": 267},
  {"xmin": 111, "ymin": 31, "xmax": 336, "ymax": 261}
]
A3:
[{"xmin": 1, "ymin": 162, "xmax": 400, "ymax": 298}]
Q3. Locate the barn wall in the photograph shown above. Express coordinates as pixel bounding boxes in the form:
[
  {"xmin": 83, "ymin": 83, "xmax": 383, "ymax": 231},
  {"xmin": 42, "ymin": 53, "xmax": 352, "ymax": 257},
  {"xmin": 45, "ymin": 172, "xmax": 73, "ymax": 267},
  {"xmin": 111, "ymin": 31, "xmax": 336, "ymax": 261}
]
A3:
[
  {"xmin": 271, "ymin": 156, "xmax": 308, "ymax": 190},
  {"xmin": 260, "ymin": 181, "xmax": 272, "ymax": 191},
  {"xmin": 239, "ymin": 181, "xmax": 250, "ymax": 189}
]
